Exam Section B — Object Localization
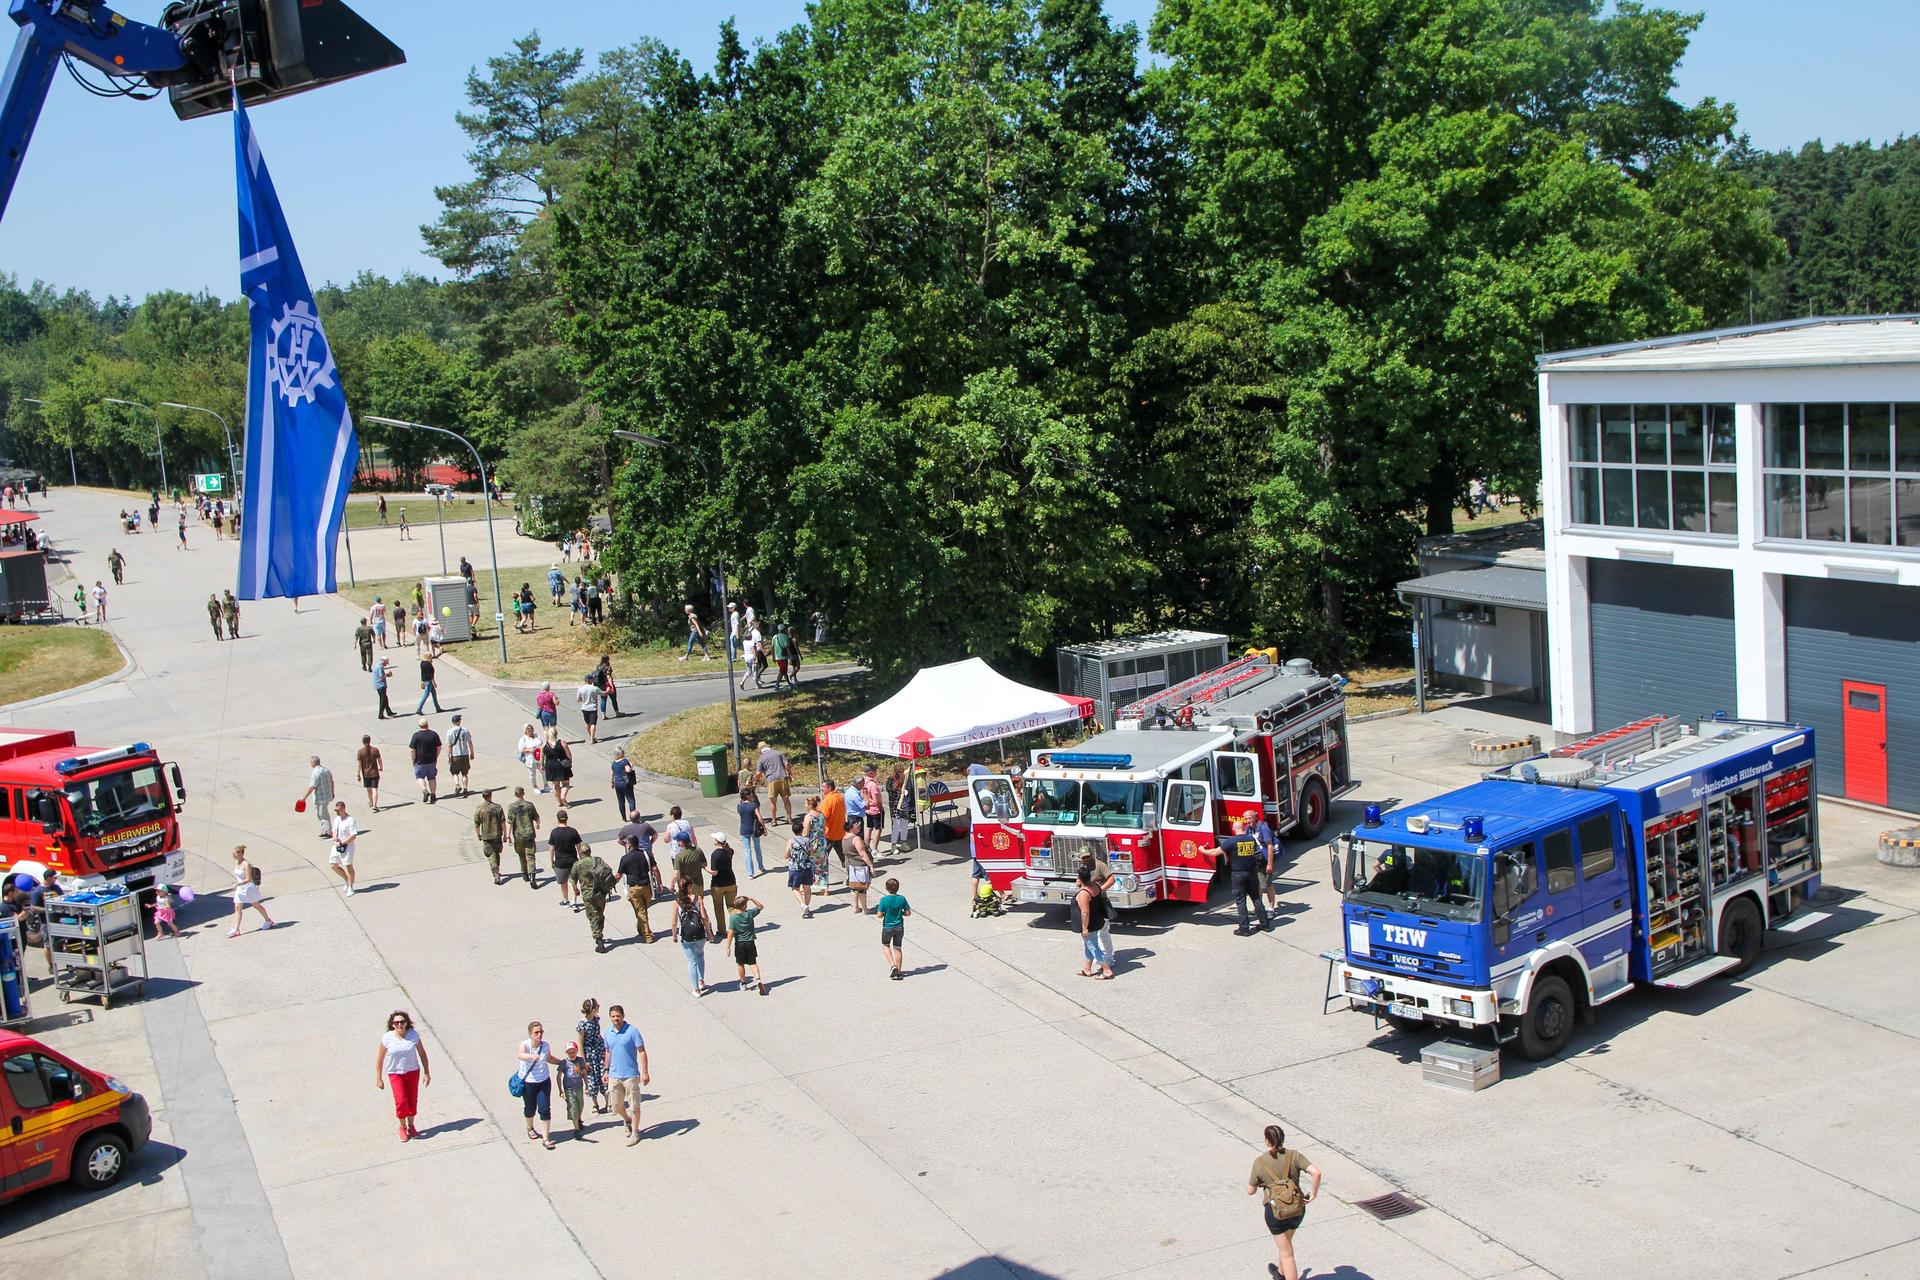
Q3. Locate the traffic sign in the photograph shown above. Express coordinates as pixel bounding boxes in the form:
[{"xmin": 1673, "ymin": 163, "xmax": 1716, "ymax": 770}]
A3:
[{"xmin": 192, "ymin": 473, "xmax": 226, "ymax": 494}]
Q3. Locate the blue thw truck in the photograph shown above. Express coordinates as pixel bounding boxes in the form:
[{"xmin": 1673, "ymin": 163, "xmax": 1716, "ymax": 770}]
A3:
[{"xmin": 1331, "ymin": 716, "xmax": 1824, "ymax": 1059}]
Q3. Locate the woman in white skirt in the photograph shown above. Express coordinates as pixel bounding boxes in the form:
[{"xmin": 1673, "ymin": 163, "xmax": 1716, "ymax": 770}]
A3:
[{"xmin": 229, "ymin": 845, "xmax": 275, "ymax": 936}]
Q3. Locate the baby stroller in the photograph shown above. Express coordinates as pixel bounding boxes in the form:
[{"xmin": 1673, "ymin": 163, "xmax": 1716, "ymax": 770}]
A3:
[{"xmin": 969, "ymin": 876, "xmax": 1005, "ymax": 917}]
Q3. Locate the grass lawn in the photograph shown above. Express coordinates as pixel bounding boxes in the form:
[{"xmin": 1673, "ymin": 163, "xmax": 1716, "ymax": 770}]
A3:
[
  {"xmin": 343, "ymin": 496, "xmax": 493, "ymax": 532},
  {"xmin": 1458, "ymin": 504, "xmax": 1534, "ymax": 531},
  {"xmin": 0, "ymin": 625, "xmax": 122, "ymax": 706},
  {"xmin": 333, "ymin": 572, "xmax": 856, "ymax": 682}
]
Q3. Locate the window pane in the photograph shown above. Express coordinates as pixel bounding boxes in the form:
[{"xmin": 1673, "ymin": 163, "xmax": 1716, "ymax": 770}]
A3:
[
  {"xmin": 1765, "ymin": 405, "xmax": 1801, "ymax": 468},
  {"xmin": 1849, "ymin": 476, "xmax": 1892, "ymax": 545},
  {"xmin": 1805, "ymin": 474, "xmax": 1846, "ymax": 541},
  {"xmin": 1569, "ymin": 407, "xmax": 1600, "ymax": 463},
  {"xmin": 1766, "ymin": 473, "xmax": 1803, "ymax": 539},
  {"xmin": 2, "ymin": 1053, "xmax": 53, "ymax": 1110},
  {"xmin": 1601, "ymin": 406, "xmax": 1633, "ymax": 463},
  {"xmin": 1897, "ymin": 479, "xmax": 1920, "ymax": 546},
  {"xmin": 1805, "ymin": 403, "xmax": 1846, "ymax": 470},
  {"xmin": 1572, "ymin": 466, "xmax": 1601, "ymax": 525},
  {"xmin": 1897, "ymin": 404, "xmax": 1920, "ymax": 473},
  {"xmin": 1602, "ymin": 467, "xmax": 1634, "ymax": 525},
  {"xmin": 1671, "ymin": 471, "xmax": 1707, "ymax": 532},
  {"xmin": 1709, "ymin": 405, "xmax": 1738, "ymax": 466},
  {"xmin": 1709, "ymin": 472, "xmax": 1739, "ymax": 535},
  {"xmin": 1850, "ymin": 403, "xmax": 1891, "ymax": 471},
  {"xmin": 1636, "ymin": 469, "xmax": 1671, "ymax": 529},
  {"xmin": 1544, "ymin": 830, "xmax": 1577, "ymax": 895},
  {"xmin": 1634, "ymin": 406, "xmax": 1668, "ymax": 464},
  {"xmin": 1578, "ymin": 814, "xmax": 1616, "ymax": 880},
  {"xmin": 1669, "ymin": 405, "xmax": 1704, "ymax": 465}
]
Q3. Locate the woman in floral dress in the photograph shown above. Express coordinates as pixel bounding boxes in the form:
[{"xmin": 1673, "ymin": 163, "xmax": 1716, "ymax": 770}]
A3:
[{"xmin": 576, "ymin": 997, "xmax": 610, "ymax": 1115}]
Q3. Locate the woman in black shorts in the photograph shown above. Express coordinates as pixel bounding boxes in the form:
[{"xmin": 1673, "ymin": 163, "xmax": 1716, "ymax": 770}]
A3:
[
  {"xmin": 1246, "ymin": 1124, "xmax": 1322, "ymax": 1280},
  {"xmin": 542, "ymin": 728, "xmax": 574, "ymax": 805}
]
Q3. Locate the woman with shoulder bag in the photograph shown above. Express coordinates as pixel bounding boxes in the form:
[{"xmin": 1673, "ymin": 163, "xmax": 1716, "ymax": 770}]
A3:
[
  {"xmin": 542, "ymin": 728, "xmax": 574, "ymax": 805},
  {"xmin": 670, "ymin": 881, "xmax": 714, "ymax": 997},
  {"xmin": 1247, "ymin": 1123, "xmax": 1322, "ymax": 1280},
  {"xmin": 516, "ymin": 1020, "xmax": 564, "ymax": 1149},
  {"xmin": 228, "ymin": 845, "xmax": 275, "ymax": 937}
]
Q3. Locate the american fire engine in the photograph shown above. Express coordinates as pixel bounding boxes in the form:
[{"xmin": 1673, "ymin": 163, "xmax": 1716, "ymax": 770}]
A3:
[
  {"xmin": 968, "ymin": 654, "xmax": 1354, "ymax": 908},
  {"xmin": 0, "ymin": 730, "xmax": 187, "ymax": 900}
]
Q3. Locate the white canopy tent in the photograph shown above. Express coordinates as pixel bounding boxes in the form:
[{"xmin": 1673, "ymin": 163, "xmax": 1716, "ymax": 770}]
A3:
[
  {"xmin": 814, "ymin": 657, "xmax": 1094, "ymax": 758},
  {"xmin": 812, "ymin": 657, "xmax": 1095, "ymax": 849}
]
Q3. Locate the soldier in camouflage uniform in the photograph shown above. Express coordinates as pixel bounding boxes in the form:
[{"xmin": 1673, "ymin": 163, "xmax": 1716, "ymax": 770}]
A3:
[
  {"xmin": 506, "ymin": 786, "xmax": 541, "ymax": 887},
  {"xmin": 221, "ymin": 589, "xmax": 240, "ymax": 639},
  {"xmin": 206, "ymin": 593, "xmax": 225, "ymax": 641},
  {"xmin": 571, "ymin": 844, "xmax": 616, "ymax": 953},
  {"xmin": 472, "ymin": 788, "xmax": 507, "ymax": 884}
]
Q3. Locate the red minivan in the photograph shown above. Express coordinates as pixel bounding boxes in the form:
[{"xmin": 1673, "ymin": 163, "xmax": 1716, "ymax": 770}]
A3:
[{"xmin": 0, "ymin": 1030, "xmax": 151, "ymax": 1199}]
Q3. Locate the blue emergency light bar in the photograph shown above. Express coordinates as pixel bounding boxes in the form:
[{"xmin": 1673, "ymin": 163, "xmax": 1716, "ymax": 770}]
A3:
[
  {"xmin": 55, "ymin": 743, "xmax": 152, "ymax": 776},
  {"xmin": 1047, "ymin": 752, "xmax": 1133, "ymax": 769}
]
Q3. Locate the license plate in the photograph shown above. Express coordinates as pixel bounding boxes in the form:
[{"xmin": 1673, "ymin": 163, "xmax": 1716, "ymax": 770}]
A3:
[{"xmin": 1018, "ymin": 888, "xmax": 1043, "ymax": 903}]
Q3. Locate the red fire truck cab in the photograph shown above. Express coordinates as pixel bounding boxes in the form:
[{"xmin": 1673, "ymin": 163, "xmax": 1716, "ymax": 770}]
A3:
[
  {"xmin": 0, "ymin": 729, "xmax": 187, "ymax": 900},
  {"xmin": 973, "ymin": 656, "xmax": 1354, "ymax": 908},
  {"xmin": 0, "ymin": 1030, "xmax": 152, "ymax": 1199}
]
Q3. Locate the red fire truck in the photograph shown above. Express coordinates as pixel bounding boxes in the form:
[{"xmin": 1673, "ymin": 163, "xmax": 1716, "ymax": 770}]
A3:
[
  {"xmin": 971, "ymin": 655, "xmax": 1353, "ymax": 907},
  {"xmin": 0, "ymin": 730, "xmax": 186, "ymax": 900}
]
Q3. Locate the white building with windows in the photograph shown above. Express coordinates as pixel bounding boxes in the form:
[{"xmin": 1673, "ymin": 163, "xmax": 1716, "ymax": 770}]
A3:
[{"xmin": 1538, "ymin": 315, "xmax": 1920, "ymax": 813}]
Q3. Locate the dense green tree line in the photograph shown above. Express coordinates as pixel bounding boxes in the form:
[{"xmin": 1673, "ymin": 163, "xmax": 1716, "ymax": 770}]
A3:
[
  {"xmin": 2, "ymin": 2, "xmax": 1797, "ymax": 677},
  {"xmin": 1737, "ymin": 137, "xmax": 1920, "ymax": 321}
]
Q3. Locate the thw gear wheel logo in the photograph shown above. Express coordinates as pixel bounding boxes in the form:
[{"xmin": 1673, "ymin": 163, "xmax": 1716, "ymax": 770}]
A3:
[{"xmin": 267, "ymin": 301, "xmax": 337, "ymax": 408}]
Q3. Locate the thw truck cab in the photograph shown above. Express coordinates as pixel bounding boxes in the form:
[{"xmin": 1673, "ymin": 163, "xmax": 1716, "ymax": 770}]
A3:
[
  {"xmin": 0, "ymin": 730, "xmax": 188, "ymax": 900},
  {"xmin": 1333, "ymin": 716, "xmax": 1822, "ymax": 1059}
]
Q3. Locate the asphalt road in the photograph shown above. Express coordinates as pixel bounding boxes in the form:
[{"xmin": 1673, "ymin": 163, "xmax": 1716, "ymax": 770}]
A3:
[{"xmin": 4, "ymin": 485, "xmax": 1918, "ymax": 1279}]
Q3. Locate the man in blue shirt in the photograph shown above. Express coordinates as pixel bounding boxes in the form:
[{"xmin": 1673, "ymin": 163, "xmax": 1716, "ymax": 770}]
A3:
[
  {"xmin": 372, "ymin": 658, "xmax": 393, "ymax": 720},
  {"xmin": 1253, "ymin": 813, "xmax": 1282, "ymax": 912},
  {"xmin": 603, "ymin": 1004, "xmax": 649, "ymax": 1147}
]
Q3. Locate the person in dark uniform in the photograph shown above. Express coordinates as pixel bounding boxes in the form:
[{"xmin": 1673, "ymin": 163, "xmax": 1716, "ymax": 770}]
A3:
[{"xmin": 1204, "ymin": 816, "xmax": 1271, "ymax": 936}]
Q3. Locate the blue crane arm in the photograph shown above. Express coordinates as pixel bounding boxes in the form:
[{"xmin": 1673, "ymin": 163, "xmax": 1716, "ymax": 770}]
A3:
[{"xmin": 2, "ymin": 0, "xmax": 188, "ymax": 221}]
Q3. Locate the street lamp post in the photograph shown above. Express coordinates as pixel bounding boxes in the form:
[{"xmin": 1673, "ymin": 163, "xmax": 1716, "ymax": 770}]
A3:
[
  {"xmin": 157, "ymin": 401, "xmax": 239, "ymax": 505},
  {"xmin": 612, "ymin": 429, "xmax": 742, "ymax": 771},
  {"xmin": 431, "ymin": 487, "xmax": 448, "ymax": 575},
  {"xmin": 364, "ymin": 416, "xmax": 508, "ymax": 665},
  {"xmin": 14, "ymin": 398, "xmax": 72, "ymax": 485},
  {"xmin": 102, "ymin": 398, "xmax": 167, "ymax": 494}
]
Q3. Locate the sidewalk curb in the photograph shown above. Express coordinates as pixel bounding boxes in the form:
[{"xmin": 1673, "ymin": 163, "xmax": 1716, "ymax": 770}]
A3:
[{"xmin": 0, "ymin": 631, "xmax": 136, "ymax": 712}]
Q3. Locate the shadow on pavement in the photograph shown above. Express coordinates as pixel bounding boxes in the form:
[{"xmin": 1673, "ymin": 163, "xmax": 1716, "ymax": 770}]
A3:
[
  {"xmin": 413, "ymin": 1117, "xmax": 484, "ymax": 1140},
  {"xmin": 0, "ymin": 1140, "xmax": 186, "ymax": 1233},
  {"xmin": 638, "ymin": 1117, "xmax": 699, "ymax": 1140}
]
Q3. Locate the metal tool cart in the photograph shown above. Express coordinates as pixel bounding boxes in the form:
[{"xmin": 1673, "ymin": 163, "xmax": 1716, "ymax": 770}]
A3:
[{"xmin": 46, "ymin": 890, "xmax": 147, "ymax": 1009}]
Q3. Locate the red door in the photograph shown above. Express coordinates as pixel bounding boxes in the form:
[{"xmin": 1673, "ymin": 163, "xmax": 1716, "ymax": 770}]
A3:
[
  {"xmin": 966, "ymin": 775, "xmax": 1025, "ymax": 890},
  {"xmin": 1842, "ymin": 681, "xmax": 1889, "ymax": 807}
]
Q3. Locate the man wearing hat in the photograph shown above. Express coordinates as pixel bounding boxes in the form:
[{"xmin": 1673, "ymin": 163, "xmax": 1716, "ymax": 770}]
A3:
[
  {"xmin": 446, "ymin": 714, "xmax": 475, "ymax": 797},
  {"xmin": 472, "ymin": 788, "xmax": 507, "ymax": 884}
]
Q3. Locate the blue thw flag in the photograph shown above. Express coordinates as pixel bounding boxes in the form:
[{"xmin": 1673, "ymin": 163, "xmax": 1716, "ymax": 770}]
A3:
[{"xmin": 233, "ymin": 94, "xmax": 358, "ymax": 600}]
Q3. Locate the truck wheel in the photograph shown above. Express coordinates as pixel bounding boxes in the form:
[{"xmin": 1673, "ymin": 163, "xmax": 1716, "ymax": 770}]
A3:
[
  {"xmin": 1296, "ymin": 779, "xmax": 1330, "ymax": 838},
  {"xmin": 1517, "ymin": 974, "xmax": 1574, "ymax": 1061},
  {"xmin": 70, "ymin": 1131, "xmax": 128, "ymax": 1190},
  {"xmin": 1716, "ymin": 896, "xmax": 1763, "ymax": 976}
]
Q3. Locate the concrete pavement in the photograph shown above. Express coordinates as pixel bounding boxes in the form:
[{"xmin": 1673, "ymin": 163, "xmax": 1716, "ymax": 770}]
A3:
[{"xmin": 4, "ymin": 485, "xmax": 1918, "ymax": 1279}]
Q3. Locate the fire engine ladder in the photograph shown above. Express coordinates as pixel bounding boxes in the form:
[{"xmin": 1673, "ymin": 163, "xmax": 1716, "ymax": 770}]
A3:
[
  {"xmin": 1117, "ymin": 654, "xmax": 1272, "ymax": 722},
  {"xmin": 1549, "ymin": 715, "xmax": 1688, "ymax": 769}
]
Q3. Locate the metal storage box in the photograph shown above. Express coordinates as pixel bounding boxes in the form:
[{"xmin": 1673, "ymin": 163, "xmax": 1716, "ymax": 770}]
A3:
[
  {"xmin": 1420, "ymin": 1039, "xmax": 1500, "ymax": 1092},
  {"xmin": 1057, "ymin": 631, "xmax": 1231, "ymax": 730}
]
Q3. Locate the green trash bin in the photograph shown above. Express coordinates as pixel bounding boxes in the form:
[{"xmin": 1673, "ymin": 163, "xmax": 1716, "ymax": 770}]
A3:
[{"xmin": 693, "ymin": 744, "xmax": 733, "ymax": 798}]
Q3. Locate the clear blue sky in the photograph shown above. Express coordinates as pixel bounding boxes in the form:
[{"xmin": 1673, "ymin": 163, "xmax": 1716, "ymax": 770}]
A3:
[{"xmin": 3, "ymin": 0, "xmax": 1915, "ymax": 301}]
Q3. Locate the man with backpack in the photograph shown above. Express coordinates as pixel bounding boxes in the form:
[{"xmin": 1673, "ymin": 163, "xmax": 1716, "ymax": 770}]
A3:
[
  {"xmin": 571, "ymin": 843, "xmax": 617, "ymax": 953},
  {"xmin": 446, "ymin": 714, "xmax": 475, "ymax": 797}
]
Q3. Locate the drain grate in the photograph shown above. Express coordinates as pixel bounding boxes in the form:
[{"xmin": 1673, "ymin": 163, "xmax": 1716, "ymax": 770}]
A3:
[{"xmin": 1354, "ymin": 1192, "xmax": 1425, "ymax": 1221}]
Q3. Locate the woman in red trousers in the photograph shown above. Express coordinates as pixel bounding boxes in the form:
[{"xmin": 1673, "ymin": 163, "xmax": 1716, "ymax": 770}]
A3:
[{"xmin": 375, "ymin": 1010, "xmax": 431, "ymax": 1140}]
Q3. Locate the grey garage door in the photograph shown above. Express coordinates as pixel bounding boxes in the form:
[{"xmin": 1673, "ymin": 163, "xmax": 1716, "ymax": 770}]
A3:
[
  {"xmin": 1786, "ymin": 578, "xmax": 1920, "ymax": 812},
  {"xmin": 1588, "ymin": 561, "xmax": 1737, "ymax": 730}
]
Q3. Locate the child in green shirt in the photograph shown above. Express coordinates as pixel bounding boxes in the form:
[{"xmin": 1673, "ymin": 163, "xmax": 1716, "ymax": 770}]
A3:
[
  {"xmin": 875, "ymin": 878, "xmax": 911, "ymax": 980},
  {"xmin": 726, "ymin": 895, "xmax": 767, "ymax": 995}
]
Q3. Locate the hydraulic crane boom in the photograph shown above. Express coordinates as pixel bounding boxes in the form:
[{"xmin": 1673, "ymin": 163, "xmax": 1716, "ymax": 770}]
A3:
[
  {"xmin": 2, "ymin": 0, "xmax": 403, "ymax": 223},
  {"xmin": 2, "ymin": 1, "xmax": 187, "ymax": 217}
]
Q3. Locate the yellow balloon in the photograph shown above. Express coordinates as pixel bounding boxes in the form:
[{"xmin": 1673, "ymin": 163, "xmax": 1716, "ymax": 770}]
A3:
[{"xmin": 441, "ymin": 605, "xmax": 452, "ymax": 616}]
